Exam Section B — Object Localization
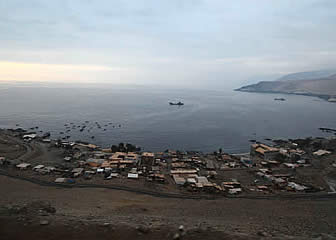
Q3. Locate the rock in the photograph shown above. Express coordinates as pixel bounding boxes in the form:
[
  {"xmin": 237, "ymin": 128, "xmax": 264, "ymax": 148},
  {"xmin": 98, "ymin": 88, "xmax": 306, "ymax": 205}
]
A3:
[
  {"xmin": 44, "ymin": 206, "xmax": 56, "ymax": 213},
  {"xmin": 257, "ymin": 231, "xmax": 268, "ymax": 237},
  {"xmin": 178, "ymin": 225, "xmax": 185, "ymax": 232},
  {"xmin": 17, "ymin": 216, "xmax": 26, "ymax": 222},
  {"xmin": 136, "ymin": 225, "xmax": 150, "ymax": 234},
  {"xmin": 319, "ymin": 233, "xmax": 336, "ymax": 240},
  {"xmin": 6, "ymin": 204, "xmax": 27, "ymax": 214},
  {"xmin": 173, "ymin": 233, "xmax": 180, "ymax": 240},
  {"xmin": 40, "ymin": 220, "xmax": 49, "ymax": 226},
  {"xmin": 38, "ymin": 212, "xmax": 49, "ymax": 216},
  {"xmin": 101, "ymin": 223, "xmax": 110, "ymax": 227},
  {"xmin": 29, "ymin": 201, "xmax": 56, "ymax": 214}
]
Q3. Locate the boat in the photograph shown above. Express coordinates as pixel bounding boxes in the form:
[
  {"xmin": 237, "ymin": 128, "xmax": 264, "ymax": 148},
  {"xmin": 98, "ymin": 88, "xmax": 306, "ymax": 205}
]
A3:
[
  {"xmin": 169, "ymin": 101, "xmax": 184, "ymax": 106},
  {"xmin": 274, "ymin": 98, "xmax": 286, "ymax": 101}
]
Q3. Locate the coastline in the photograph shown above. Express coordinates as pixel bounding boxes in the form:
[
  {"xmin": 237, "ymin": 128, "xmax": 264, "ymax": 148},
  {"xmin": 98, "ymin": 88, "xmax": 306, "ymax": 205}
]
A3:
[
  {"xmin": 234, "ymin": 88, "xmax": 333, "ymax": 101},
  {"xmin": 1, "ymin": 127, "xmax": 336, "ymax": 196}
]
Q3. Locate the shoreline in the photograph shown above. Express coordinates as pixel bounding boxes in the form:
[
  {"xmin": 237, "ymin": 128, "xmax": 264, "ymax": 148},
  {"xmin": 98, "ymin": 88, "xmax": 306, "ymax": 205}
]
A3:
[
  {"xmin": 234, "ymin": 88, "xmax": 333, "ymax": 101},
  {"xmin": 1, "ymin": 127, "xmax": 336, "ymax": 197},
  {"xmin": 3, "ymin": 125, "xmax": 335, "ymax": 155}
]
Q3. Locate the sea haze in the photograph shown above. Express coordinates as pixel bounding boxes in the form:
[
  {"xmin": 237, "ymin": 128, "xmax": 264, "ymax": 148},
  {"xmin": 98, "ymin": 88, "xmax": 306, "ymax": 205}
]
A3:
[{"xmin": 0, "ymin": 83, "xmax": 335, "ymax": 153}]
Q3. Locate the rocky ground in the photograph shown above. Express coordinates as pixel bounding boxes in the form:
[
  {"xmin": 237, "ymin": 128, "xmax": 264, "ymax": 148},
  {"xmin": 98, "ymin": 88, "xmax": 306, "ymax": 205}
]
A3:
[{"xmin": 1, "ymin": 175, "xmax": 336, "ymax": 239}]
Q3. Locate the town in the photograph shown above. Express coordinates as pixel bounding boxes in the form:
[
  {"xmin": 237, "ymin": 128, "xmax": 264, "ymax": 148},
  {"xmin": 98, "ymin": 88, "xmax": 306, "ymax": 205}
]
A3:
[{"xmin": 1, "ymin": 128, "xmax": 336, "ymax": 198}]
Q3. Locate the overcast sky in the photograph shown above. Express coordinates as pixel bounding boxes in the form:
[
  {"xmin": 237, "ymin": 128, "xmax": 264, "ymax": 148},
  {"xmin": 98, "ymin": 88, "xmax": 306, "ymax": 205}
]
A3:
[{"xmin": 0, "ymin": 0, "xmax": 335, "ymax": 88}]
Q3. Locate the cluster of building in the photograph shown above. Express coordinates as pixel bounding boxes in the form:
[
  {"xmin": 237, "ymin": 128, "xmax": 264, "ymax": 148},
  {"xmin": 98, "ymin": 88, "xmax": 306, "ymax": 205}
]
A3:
[
  {"xmin": 247, "ymin": 141, "xmax": 334, "ymax": 193},
  {"xmin": 1, "ymin": 132, "xmax": 336, "ymax": 196}
]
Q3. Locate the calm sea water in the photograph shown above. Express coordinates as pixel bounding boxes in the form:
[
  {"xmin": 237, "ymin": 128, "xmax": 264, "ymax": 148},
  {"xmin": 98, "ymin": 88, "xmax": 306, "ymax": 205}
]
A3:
[{"xmin": 0, "ymin": 83, "xmax": 335, "ymax": 153}]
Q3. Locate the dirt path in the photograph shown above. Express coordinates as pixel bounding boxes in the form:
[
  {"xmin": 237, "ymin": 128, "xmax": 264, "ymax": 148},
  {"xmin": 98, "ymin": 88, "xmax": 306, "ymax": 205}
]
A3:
[{"xmin": 0, "ymin": 132, "xmax": 42, "ymax": 162}]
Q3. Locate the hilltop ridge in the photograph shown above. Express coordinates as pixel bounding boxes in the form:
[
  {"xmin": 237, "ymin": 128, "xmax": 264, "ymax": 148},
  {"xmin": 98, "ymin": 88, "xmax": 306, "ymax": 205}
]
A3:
[{"xmin": 236, "ymin": 70, "xmax": 336, "ymax": 101}]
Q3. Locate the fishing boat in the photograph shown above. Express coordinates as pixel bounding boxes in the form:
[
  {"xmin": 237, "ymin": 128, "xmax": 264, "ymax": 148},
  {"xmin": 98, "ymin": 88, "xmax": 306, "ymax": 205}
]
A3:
[
  {"xmin": 274, "ymin": 98, "xmax": 286, "ymax": 101},
  {"xmin": 169, "ymin": 101, "xmax": 184, "ymax": 106}
]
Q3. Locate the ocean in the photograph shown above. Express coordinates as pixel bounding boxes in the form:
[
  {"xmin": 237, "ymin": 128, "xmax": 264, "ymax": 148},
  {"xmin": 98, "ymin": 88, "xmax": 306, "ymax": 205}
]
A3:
[{"xmin": 0, "ymin": 83, "xmax": 335, "ymax": 153}]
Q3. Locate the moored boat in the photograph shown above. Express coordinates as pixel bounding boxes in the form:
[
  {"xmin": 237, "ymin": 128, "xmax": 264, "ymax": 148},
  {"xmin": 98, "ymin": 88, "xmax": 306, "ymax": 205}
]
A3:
[{"xmin": 169, "ymin": 101, "xmax": 184, "ymax": 106}]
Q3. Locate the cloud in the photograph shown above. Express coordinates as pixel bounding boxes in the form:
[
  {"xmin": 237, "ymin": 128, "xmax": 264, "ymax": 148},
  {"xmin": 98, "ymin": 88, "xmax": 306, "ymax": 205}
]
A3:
[
  {"xmin": 0, "ymin": 0, "xmax": 335, "ymax": 86},
  {"xmin": 0, "ymin": 61, "xmax": 135, "ymax": 83}
]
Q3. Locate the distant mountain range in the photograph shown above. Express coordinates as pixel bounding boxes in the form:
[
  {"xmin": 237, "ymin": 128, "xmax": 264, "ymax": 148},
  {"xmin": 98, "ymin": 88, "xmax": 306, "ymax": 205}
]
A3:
[
  {"xmin": 236, "ymin": 70, "xmax": 336, "ymax": 101},
  {"xmin": 276, "ymin": 69, "xmax": 336, "ymax": 81}
]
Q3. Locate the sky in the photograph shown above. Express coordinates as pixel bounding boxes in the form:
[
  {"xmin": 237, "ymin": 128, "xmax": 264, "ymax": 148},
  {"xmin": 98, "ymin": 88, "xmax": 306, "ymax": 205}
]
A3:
[{"xmin": 0, "ymin": 0, "xmax": 336, "ymax": 88}]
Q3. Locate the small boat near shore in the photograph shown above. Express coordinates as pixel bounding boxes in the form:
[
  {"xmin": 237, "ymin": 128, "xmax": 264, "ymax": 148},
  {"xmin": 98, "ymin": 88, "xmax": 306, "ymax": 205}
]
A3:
[
  {"xmin": 169, "ymin": 101, "xmax": 184, "ymax": 106},
  {"xmin": 319, "ymin": 127, "xmax": 336, "ymax": 133},
  {"xmin": 274, "ymin": 98, "xmax": 286, "ymax": 101}
]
